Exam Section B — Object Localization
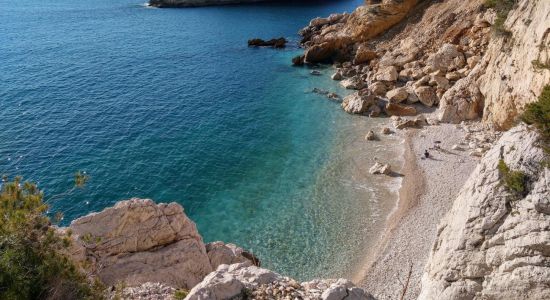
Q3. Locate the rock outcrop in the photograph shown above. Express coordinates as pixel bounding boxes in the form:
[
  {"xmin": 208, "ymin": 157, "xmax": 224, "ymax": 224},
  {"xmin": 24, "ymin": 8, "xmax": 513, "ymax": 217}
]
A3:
[
  {"xmin": 186, "ymin": 262, "xmax": 372, "ymax": 300},
  {"xmin": 299, "ymin": 1, "xmax": 418, "ymax": 64},
  {"xmin": 66, "ymin": 199, "xmax": 257, "ymax": 290},
  {"xmin": 420, "ymin": 124, "xmax": 550, "ymax": 299},
  {"xmin": 65, "ymin": 199, "xmax": 371, "ymax": 299}
]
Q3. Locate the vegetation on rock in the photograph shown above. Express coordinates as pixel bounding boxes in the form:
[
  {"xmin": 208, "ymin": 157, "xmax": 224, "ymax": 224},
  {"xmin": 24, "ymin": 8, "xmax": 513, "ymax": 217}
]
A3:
[
  {"xmin": 522, "ymin": 85, "xmax": 550, "ymax": 145},
  {"xmin": 0, "ymin": 176, "xmax": 102, "ymax": 299},
  {"xmin": 174, "ymin": 289, "xmax": 189, "ymax": 300},
  {"xmin": 497, "ymin": 159, "xmax": 527, "ymax": 196},
  {"xmin": 484, "ymin": 0, "xmax": 516, "ymax": 36}
]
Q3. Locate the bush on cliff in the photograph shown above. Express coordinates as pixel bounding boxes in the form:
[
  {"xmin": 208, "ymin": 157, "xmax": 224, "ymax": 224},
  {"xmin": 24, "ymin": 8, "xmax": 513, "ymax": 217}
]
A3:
[
  {"xmin": 0, "ymin": 176, "xmax": 102, "ymax": 299},
  {"xmin": 484, "ymin": 0, "xmax": 517, "ymax": 36},
  {"xmin": 522, "ymin": 85, "xmax": 550, "ymax": 145},
  {"xmin": 497, "ymin": 159, "xmax": 527, "ymax": 196}
]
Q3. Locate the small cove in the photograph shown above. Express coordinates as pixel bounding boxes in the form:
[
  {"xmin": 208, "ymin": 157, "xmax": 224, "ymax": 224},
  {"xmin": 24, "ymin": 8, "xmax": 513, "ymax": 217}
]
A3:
[{"xmin": 0, "ymin": 0, "xmax": 402, "ymax": 280}]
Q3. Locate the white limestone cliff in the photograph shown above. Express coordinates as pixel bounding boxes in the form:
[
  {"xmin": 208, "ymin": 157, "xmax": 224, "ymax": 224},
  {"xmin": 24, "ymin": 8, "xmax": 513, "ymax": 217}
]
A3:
[{"xmin": 419, "ymin": 124, "xmax": 550, "ymax": 299}]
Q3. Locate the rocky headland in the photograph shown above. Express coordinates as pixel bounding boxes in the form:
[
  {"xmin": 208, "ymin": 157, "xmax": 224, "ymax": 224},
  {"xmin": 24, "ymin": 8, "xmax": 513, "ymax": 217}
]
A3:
[{"xmin": 52, "ymin": 0, "xmax": 549, "ymax": 299}]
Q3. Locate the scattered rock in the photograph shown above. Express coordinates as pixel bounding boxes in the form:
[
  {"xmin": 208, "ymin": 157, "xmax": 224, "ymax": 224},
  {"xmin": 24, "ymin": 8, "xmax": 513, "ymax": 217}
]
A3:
[
  {"xmin": 342, "ymin": 91, "xmax": 375, "ymax": 114},
  {"xmin": 385, "ymin": 103, "xmax": 417, "ymax": 116},
  {"xmin": 206, "ymin": 241, "xmax": 260, "ymax": 270},
  {"xmin": 381, "ymin": 127, "xmax": 392, "ymax": 135},
  {"xmin": 354, "ymin": 45, "xmax": 377, "ymax": 64},
  {"xmin": 386, "ymin": 87, "xmax": 409, "ymax": 103},
  {"xmin": 414, "ymin": 86, "xmax": 438, "ymax": 107},
  {"xmin": 369, "ymin": 162, "xmax": 392, "ymax": 175},
  {"xmin": 394, "ymin": 118, "xmax": 423, "ymax": 129},
  {"xmin": 365, "ymin": 130, "xmax": 377, "ymax": 141},
  {"xmin": 369, "ymin": 81, "xmax": 387, "ymax": 96},
  {"xmin": 340, "ymin": 77, "xmax": 365, "ymax": 90},
  {"xmin": 331, "ymin": 71, "xmax": 343, "ymax": 81},
  {"xmin": 375, "ymin": 66, "xmax": 398, "ymax": 82}
]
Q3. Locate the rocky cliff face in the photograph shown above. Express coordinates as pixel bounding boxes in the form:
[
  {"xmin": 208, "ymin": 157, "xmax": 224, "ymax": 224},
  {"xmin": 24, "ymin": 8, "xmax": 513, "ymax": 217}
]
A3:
[
  {"xmin": 419, "ymin": 124, "xmax": 550, "ymax": 299},
  {"xmin": 478, "ymin": 0, "xmax": 550, "ymax": 129}
]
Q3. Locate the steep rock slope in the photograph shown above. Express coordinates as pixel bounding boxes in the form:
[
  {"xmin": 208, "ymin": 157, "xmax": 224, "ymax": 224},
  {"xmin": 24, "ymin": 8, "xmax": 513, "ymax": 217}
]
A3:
[
  {"xmin": 479, "ymin": 0, "xmax": 550, "ymax": 129},
  {"xmin": 419, "ymin": 124, "xmax": 550, "ymax": 299}
]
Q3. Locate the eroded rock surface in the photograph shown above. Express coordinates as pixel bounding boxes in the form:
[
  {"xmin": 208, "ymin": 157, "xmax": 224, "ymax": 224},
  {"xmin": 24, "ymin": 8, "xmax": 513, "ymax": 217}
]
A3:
[
  {"xmin": 420, "ymin": 124, "xmax": 550, "ymax": 299},
  {"xmin": 67, "ymin": 199, "xmax": 255, "ymax": 289}
]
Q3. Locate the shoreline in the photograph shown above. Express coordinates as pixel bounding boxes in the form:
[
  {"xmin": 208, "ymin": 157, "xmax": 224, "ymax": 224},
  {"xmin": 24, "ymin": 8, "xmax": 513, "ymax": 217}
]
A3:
[
  {"xmin": 354, "ymin": 121, "xmax": 478, "ymax": 299},
  {"xmin": 351, "ymin": 127, "xmax": 425, "ymax": 284}
]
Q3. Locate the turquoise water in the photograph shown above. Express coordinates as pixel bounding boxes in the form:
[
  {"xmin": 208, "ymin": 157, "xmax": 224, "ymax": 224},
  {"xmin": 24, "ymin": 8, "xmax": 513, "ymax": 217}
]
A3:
[{"xmin": 0, "ymin": 0, "xmax": 402, "ymax": 280}]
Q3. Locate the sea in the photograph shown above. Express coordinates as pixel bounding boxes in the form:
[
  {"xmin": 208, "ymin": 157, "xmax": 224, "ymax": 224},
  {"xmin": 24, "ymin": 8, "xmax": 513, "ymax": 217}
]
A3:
[{"xmin": 0, "ymin": 0, "xmax": 402, "ymax": 280}]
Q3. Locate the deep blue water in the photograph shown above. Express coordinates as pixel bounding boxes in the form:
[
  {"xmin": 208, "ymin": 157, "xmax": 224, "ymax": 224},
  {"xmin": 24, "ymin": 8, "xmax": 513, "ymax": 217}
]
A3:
[{"xmin": 0, "ymin": 0, "xmax": 392, "ymax": 280}]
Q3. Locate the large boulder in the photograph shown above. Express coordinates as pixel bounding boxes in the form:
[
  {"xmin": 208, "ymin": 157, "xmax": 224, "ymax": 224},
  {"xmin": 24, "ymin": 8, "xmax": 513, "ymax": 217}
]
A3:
[
  {"xmin": 426, "ymin": 43, "xmax": 464, "ymax": 72},
  {"xmin": 375, "ymin": 66, "xmax": 398, "ymax": 82},
  {"xmin": 186, "ymin": 263, "xmax": 280, "ymax": 300},
  {"xmin": 369, "ymin": 162, "xmax": 392, "ymax": 175},
  {"xmin": 305, "ymin": 42, "xmax": 336, "ymax": 63},
  {"xmin": 67, "ymin": 199, "xmax": 259, "ymax": 290},
  {"xmin": 414, "ymin": 86, "xmax": 438, "ymax": 107},
  {"xmin": 385, "ymin": 103, "xmax": 417, "ymax": 116},
  {"xmin": 354, "ymin": 45, "xmax": 378, "ymax": 64},
  {"xmin": 340, "ymin": 76, "xmax": 366, "ymax": 90},
  {"xmin": 386, "ymin": 87, "xmax": 409, "ymax": 103},
  {"xmin": 419, "ymin": 124, "xmax": 550, "ymax": 299},
  {"xmin": 206, "ymin": 241, "xmax": 260, "ymax": 270},
  {"xmin": 342, "ymin": 91, "xmax": 375, "ymax": 114},
  {"xmin": 439, "ymin": 74, "xmax": 483, "ymax": 123}
]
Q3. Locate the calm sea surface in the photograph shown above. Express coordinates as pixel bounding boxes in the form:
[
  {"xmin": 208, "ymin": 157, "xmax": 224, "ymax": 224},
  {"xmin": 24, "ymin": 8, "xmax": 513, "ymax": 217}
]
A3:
[{"xmin": 0, "ymin": 0, "xmax": 402, "ymax": 280}]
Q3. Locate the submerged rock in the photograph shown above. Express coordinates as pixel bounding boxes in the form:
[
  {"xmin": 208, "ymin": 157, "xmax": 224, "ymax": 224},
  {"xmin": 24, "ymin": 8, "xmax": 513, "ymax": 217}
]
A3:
[{"xmin": 248, "ymin": 37, "xmax": 287, "ymax": 48}]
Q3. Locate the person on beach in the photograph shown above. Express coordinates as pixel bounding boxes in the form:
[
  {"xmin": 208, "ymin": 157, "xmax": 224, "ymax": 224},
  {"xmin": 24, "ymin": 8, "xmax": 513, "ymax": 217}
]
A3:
[{"xmin": 424, "ymin": 150, "xmax": 430, "ymax": 159}]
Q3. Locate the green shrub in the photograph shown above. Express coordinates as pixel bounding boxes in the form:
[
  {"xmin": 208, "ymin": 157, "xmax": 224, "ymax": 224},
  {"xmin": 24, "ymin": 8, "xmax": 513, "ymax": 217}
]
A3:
[
  {"xmin": 522, "ymin": 85, "xmax": 550, "ymax": 143},
  {"xmin": 498, "ymin": 159, "xmax": 527, "ymax": 195},
  {"xmin": 0, "ymin": 176, "xmax": 103, "ymax": 299},
  {"xmin": 484, "ymin": 0, "xmax": 517, "ymax": 36},
  {"xmin": 174, "ymin": 289, "xmax": 189, "ymax": 300}
]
